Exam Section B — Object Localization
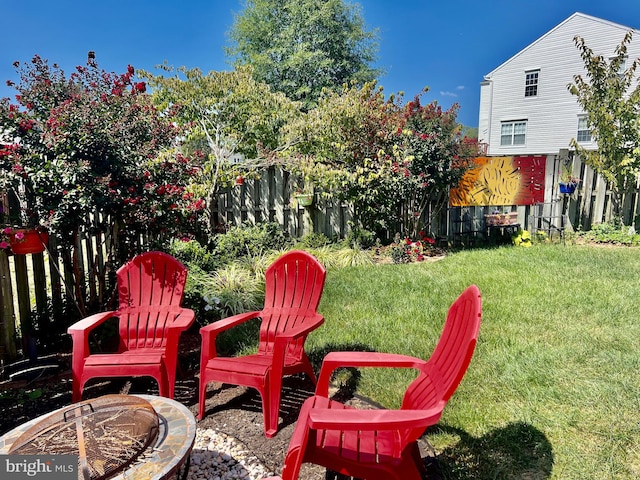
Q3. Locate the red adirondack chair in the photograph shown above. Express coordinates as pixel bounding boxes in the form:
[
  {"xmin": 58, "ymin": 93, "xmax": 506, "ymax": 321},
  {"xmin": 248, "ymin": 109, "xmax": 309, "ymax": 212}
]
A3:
[
  {"xmin": 198, "ymin": 250, "xmax": 327, "ymax": 438},
  {"xmin": 67, "ymin": 251, "xmax": 195, "ymax": 403},
  {"xmin": 266, "ymin": 284, "xmax": 482, "ymax": 480}
]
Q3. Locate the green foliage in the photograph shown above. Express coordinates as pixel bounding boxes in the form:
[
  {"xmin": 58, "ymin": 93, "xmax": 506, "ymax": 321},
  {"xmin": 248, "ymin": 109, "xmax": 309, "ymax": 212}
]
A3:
[
  {"xmin": 511, "ymin": 228, "xmax": 532, "ymax": 247},
  {"xmin": 296, "ymin": 232, "xmax": 332, "ymax": 248},
  {"xmin": 283, "ymin": 85, "xmax": 478, "ymax": 238},
  {"xmin": 344, "ymin": 226, "xmax": 377, "ymax": 249},
  {"xmin": 182, "ymin": 262, "xmax": 264, "ymax": 326},
  {"xmin": 167, "ymin": 238, "xmax": 220, "ymax": 272},
  {"xmin": 142, "ymin": 65, "xmax": 299, "ymax": 234},
  {"xmin": 213, "ymin": 222, "xmax": 293, "ymax": 264},
  {"xmin": 202, "ymin": 264, "xmax": 265, "ymax": 317},
  {"xmin": 568, "ymin": 31, "xmax": 640, "ymax": 220},
  {"xmin": 227, "ymin": 0, "xmax": 380, "ymax": 111},
  {"xmin": 577, "ymin": 222, "xmax": 640, "ymax": 245},
  {"xmin": 307, "ymin": 245, "xmax": 374, "ymax": 268},
  {"xmin": 534, "ymin": 230, "xmax": 550, "ymax": 244}
]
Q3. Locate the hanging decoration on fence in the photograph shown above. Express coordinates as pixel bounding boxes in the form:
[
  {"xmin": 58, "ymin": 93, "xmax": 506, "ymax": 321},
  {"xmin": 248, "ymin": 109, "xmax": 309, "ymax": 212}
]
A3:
[{"xmin": 450, "ymin": 155, "xmax": 546, "ymax": 206}]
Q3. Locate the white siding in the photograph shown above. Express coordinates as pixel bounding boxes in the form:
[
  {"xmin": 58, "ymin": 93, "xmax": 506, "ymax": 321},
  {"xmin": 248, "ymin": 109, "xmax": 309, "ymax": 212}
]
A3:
[
  {"xmin": 480, "ymin": 13, "xmax": 640, "ymax": 156},
  {"xmin": 478, "ymin": 80, "xmax": 492, "ymax": 146}
]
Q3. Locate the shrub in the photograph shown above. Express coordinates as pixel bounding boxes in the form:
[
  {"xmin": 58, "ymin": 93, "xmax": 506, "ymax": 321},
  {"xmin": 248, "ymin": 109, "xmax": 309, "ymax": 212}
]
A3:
[
  {"xmin": 213, "ymin": 222, "xmax": 293, "ymax": 264},
  {"xmin": 384, "ymin": 233, "xmax": 439, "ymax": 264},
  {"xmin": 578, "ymin": 222, "xmax": 640, "ymax": 246},
  {"xmin": 344, "ymin": 227, "xmax": 377, "ymax": 249},
  {"xmin": 167, "ymin": 238, "xmax": 220, "ymax": 272},
  {"xmin": 296, "ymin": 232, "xmax": 331, "ymax": 248},
  {"xmin": 184, "ymin": 263, "xmax": 264, "ymax": 326}
]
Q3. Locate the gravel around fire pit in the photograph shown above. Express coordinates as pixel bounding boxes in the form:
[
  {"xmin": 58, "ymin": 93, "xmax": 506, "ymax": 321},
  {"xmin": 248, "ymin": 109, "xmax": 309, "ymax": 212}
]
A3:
[{"xmin": 187, "ymin": 428, "xmax": 273, "ymax": 480}]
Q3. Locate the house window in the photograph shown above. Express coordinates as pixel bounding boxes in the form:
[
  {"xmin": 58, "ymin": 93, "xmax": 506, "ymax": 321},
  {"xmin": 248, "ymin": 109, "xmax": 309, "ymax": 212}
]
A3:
[
  {"xmin": 501, "ymin": 121, "xmax": 527, "ymax": 146},
  {"xmin": 577, "ymin": 116, "xmax": 591, "ymax": 142},
  {"xmin": 525, "ymin": 70, "xmax": 539, "ymax": 97},
  {"xmin": 610, "ymin": 57, "xmax": 627, "ymax": 76}
]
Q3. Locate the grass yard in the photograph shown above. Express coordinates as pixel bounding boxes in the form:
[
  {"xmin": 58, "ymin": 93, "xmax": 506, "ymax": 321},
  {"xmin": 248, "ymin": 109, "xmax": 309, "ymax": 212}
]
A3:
[{"xmin": 305, "ymin": 244, "xmax": 640, "ymax": 479}]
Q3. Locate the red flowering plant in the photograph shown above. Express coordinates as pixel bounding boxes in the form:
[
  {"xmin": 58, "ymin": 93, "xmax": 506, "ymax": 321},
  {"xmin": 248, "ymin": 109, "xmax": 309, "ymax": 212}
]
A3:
[
  {"xmin": 385, "ymin": 231, "xmax": 439, "ymax": 264},
  {"xmin": 390, "ymin": 95, "xmax": 479, "ymax": 239},
  {"xmin": 1, "ymin": 54, "xmax": 207, "ymax": 313},
  {"xmin": 0, "ymin": 56, "xmax": 199, "ymax": 240}
]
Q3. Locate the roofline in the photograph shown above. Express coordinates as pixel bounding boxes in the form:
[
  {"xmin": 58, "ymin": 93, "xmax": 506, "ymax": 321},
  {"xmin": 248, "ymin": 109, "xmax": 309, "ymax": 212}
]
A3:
[{"xmin": 483, "ymin": 12, "xmax": 638, "ymax": 80}]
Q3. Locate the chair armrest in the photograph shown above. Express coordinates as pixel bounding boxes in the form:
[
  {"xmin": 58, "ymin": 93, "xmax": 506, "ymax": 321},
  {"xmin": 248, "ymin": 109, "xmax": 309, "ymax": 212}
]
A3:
[
  {"xmin": 200, "ymin": 311, "xmax": 261, "ymax": 334},
  {"xmin": 275, "ymin": 313, "xmax": 324, "ymax": 342},
  {"xmin": 67, "ymin": 311, "xmax": 118, "ymax": 361},
  {"xmin": 166, "ymin": 308, "xmax": 195, "ymax": 331},
  {"xmin": 200, "ymin": 311, "xmax": 261, "ymax": 360},
  {"xmin": 315, "ymin": 352, "xmax": 427, "ymax": 397},
  {"xmin": 67, "ymin": 311, "xmax": 118, "ymax": 335},
  {"xmin": 164, "ymin": 308, "xmax": 196, "ymax": 358},
  {"xmin": 307, "ymin": 406, "xmax": 444, "ymax": 432}
]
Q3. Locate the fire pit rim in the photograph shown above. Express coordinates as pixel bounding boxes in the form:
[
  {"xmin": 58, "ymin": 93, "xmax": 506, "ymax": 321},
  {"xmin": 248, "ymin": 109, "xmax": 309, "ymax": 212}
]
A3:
[{"xmin": 0, "ymin": 394, "xmax": 196, "ymax": 480}]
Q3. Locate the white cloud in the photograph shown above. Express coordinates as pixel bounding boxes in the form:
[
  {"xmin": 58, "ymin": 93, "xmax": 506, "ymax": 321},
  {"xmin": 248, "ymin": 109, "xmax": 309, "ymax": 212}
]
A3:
[
  {"xmin": 456, "ymin": 85, "xmax": 465, "ymax": 90},
  {"xmin": 440, "ymin": 91, "xmax": 458, "ymax": 97}
]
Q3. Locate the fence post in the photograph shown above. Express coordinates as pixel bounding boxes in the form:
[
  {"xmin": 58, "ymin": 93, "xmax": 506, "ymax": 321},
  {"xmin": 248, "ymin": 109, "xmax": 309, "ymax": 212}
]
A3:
[{"xmin": 0, "ymin": 250, "xmax": 17, "ymax": 361}]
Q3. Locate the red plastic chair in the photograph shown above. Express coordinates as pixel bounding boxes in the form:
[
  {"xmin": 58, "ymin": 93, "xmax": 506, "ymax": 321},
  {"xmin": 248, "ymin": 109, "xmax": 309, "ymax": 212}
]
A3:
[
  {"xmin": 266, "ymin": 284, "xmax": 482, "ymax": 480},
  {"xmin": 198, "ymin": 250, "xmax": 326, "ymax": 438},
  {"xmin": 67, "ymin": 251, "xmax": 195, "ymax": 403}
]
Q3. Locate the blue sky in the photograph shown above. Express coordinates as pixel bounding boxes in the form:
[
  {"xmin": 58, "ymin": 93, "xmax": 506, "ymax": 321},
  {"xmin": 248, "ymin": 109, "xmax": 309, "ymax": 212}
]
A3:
[{"xmin": 2, "ymin": 0, "xmax": 640, "ymax": 127}]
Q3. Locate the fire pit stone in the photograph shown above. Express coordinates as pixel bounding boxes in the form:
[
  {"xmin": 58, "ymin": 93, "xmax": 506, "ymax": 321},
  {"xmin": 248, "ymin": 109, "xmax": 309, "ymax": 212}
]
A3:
[{"xmin": 0, "ymin": 394, "xmax": 195, "ymax": 480}]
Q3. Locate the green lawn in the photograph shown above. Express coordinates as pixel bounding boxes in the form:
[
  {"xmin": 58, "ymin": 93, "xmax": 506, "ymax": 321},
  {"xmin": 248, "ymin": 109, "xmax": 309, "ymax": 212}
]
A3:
[{"xmin": 305, "ymin": 244, "xmax": 640, "ymax": 479}]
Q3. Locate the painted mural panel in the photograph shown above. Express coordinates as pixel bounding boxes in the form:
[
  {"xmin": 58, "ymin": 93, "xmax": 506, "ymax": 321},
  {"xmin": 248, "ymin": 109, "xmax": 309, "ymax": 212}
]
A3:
[{"xmin": 450, "ymin": 155, "xmax": 546, "ymax": 206}]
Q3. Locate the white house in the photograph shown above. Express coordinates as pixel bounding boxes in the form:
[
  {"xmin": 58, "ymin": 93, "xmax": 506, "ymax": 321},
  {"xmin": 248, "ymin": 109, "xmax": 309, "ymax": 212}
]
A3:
[{"xmin": 478, "ymin": 12, "xmax": 640, "ymax": 157}]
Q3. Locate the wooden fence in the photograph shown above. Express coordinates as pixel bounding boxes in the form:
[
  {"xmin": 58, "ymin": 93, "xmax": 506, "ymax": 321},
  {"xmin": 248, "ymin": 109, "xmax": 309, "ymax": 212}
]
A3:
[{"xmin": 2, "ymin": 157, "xmax": 639, "ymax": 364}]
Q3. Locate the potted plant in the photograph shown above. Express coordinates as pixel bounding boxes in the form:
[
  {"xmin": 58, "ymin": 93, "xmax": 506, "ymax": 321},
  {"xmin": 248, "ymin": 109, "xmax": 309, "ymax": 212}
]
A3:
[
  {"xmin": 484, "ymin": 209, "xmax": 518, "ymax": 226},
  {"xmin": 293, "ymin": 188, "xmax": 314, "ymax": 207},
  {"xmin": 559, "ymin": 166, "xmax": 581, "ymax": 194},
  {"xmin": 1, "ymin": 226, "xmax": 49, "ymax": 254}
]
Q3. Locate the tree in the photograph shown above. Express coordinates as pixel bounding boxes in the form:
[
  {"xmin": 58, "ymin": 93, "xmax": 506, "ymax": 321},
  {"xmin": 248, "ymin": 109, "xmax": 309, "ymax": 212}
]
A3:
[
  {"xmin": 283, "ymin": 84, "xmax": 477, "ymax": 239},
  {"xmin": 568, "ymin": 31, "xmax": 640, "ymax": 223},
  {"xmin": 227, "ymin": 0, "xmax": 380, "ymax": 111},
  {"xmin": 1, "ymin": 55, "xmax": 204, "ymax": 314},
  {"xmin": 142, "ymin": 65, "xmax": 299, "ymax": 232}
]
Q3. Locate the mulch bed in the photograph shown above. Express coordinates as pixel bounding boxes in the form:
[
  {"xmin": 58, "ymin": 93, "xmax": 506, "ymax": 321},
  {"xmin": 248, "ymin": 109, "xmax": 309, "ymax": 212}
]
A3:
[{"xmin": 0, "ymin": 330, "xmax": 442, "ymax": 479}]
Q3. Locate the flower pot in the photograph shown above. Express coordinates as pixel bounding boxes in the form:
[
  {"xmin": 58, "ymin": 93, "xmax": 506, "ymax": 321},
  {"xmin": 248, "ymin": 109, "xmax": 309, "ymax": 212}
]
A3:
[
  {"xmin": 559, "ymin": 182, "xmax": 577, "ymax": 194},
  {"xmin": 484, "ymin": 212, "xmax": 518, "ymax": 226},
  {"xmin": 9, "ymin": 229, "xmax": 49, "ymax": 254},
  {"xmin": 295, "ymin": 193, "xmax": 314, "ymax": 207}
]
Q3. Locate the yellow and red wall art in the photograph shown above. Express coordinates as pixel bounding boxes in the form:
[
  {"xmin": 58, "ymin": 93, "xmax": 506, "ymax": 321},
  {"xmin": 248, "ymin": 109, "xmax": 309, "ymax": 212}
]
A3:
[{"xmin": 450, "ymin": 155, "xmax": 546, "ymax": 206}]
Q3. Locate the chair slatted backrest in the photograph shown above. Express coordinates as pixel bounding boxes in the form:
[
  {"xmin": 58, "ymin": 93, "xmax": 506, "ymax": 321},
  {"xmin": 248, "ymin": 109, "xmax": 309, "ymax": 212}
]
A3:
[
  {"xmin": 258, "ymin": 251, "xmax": 326, "ymax": 357},
  {"xmin": 117, "ymin": 252, "xmax": 188, "ymax": 350},
  {"xmin": 402, "ymin": 285, "xmax": 482, "ymax": 411}
]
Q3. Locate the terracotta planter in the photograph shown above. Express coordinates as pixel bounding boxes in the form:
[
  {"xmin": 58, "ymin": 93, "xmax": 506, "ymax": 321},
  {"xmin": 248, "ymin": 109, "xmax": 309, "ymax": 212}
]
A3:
[
  {"xmin": 484, "ymin": 212, "xmax": 518, "ymax": 226},
  {"xmin": 9, "ymin": 229, "xmax": 49, "ymax": 254}
]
